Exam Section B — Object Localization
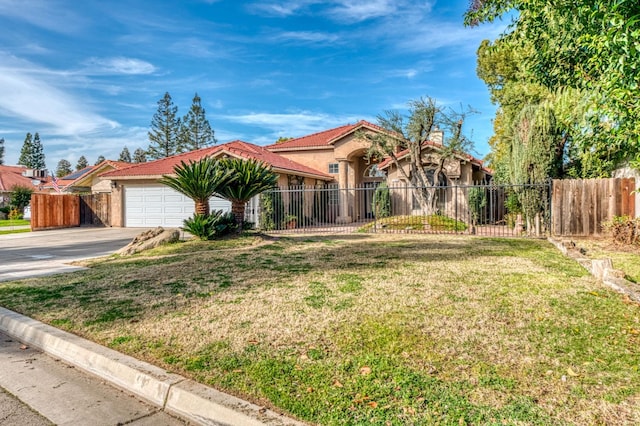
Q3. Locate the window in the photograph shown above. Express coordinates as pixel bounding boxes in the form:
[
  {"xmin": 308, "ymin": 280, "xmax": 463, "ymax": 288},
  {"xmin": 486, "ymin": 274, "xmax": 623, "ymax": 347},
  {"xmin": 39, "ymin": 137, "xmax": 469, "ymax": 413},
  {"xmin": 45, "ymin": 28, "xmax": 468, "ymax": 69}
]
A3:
[
  {"xmin": 363, "ymin": 164, "xmax": 385, "ymax": 178},
  {"xmin": 328, "ymin": 163, "xmax": 339, "ymax": 174}
]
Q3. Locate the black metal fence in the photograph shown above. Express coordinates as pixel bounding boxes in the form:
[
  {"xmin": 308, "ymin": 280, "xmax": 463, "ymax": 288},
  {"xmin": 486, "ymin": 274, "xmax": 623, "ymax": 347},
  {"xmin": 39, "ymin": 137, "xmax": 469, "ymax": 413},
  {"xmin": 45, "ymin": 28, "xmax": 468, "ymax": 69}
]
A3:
[{"xmin": 258, "ymin": 182, "xmax": 551, "ymax": 237}]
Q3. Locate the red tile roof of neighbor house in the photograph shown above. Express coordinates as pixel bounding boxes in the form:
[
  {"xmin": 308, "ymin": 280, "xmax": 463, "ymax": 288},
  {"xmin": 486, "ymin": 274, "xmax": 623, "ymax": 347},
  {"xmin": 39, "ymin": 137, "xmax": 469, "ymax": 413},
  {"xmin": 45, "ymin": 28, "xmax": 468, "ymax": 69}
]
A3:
[
  {"xmin": 101, "ymin": 141, "xmax": 333, "ymax": 180},
  {"xmin": 266, "ymin": 120, "xmax": 400, "ymax": 151},
  {"xmin": 0, "ymin": 165, "xmax": 42, "ymax": 191}
]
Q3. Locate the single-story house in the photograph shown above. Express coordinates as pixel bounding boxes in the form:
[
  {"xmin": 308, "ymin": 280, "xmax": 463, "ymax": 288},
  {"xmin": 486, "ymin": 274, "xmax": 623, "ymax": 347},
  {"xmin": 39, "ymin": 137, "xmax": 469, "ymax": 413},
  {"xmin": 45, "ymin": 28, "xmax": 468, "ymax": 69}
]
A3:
[
  {"xmin": 99, "ymin": 121, "xmax": 490, "ymax": 228},
  {"xmin": 266, "ymin": 120, "xmax": 491, "ymax": 222},
  {"xmin": 100, "ymin": 140, "xmax": 333, "ymax": 227}
]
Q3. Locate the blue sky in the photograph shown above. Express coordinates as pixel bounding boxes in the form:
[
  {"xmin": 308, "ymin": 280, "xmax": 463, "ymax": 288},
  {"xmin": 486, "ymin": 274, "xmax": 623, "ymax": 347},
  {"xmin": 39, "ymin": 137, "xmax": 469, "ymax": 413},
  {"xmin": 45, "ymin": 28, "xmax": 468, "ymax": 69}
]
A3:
[{"xmin": 0, "ymin": 0, "xmax": 508, "ymax": 169}]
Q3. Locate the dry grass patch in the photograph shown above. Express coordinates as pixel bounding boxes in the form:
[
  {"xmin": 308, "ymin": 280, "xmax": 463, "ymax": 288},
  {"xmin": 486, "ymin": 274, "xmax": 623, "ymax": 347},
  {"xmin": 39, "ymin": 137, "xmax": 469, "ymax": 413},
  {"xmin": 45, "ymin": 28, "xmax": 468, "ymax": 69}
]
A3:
[{"xmin": 1, "ymin": 233, "xmax": 639, "ymax": 425}]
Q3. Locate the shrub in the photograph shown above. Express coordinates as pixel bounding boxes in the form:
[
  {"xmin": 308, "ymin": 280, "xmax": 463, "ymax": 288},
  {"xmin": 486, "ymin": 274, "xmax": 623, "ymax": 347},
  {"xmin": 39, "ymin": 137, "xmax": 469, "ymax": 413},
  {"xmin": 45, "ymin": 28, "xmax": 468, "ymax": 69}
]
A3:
[
  {"xmin": 183, "ymin": 211, "xmax": 237, "ymax": 240},
  {"xmin": 9, "ymin": 185, "xmax": 33, "ymax": 213},
  {"xmin": 8, "ymin": 208, "xmax": 23, "ymax": 220},
  {"xmin": 372, "ymin": 182, "xmax": 391, "ymax": 219},
  {"xmin": 602, "ymin": 215, "xmax": 640, "ymax": 246},
  {"xmin": 468, "ymin": 187, "xmax": 487, "ymax": 225}
]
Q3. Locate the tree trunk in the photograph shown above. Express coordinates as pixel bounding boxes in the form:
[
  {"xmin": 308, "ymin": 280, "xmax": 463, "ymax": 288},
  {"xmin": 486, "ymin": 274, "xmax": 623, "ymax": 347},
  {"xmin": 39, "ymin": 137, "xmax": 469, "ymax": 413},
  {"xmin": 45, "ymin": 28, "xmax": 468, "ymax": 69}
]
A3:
[
  {"xmin": 231, "ymin": 201, "xmax": 245, "ymax": 233},
  {"xmin": 195, "ymin": 200, "xmax": 209, "ymax": 216}
]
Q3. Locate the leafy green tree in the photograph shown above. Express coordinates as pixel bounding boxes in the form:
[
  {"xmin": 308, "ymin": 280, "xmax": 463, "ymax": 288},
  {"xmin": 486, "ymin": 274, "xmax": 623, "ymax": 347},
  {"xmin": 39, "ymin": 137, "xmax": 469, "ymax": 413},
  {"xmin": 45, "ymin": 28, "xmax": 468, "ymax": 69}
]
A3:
[
  {"xmin": 119, "ymin": 147, "xmax": 132, "ymax": 162},
  {"xmin": 133, "ymin": 148, "xmax": 147, "ymax": 163},
  {"xmin": 148, "ymin": 92, "xmax": 181, "ymax": 159},
  {"xmin": 18, "ymin": 133, "xmax": 33, "ymax": 167},
  {"xmin": 95, "ymin": 155, "xmax": 105, "ymax": 165},
  {"xmin": 31, "ymin": 133, "xmax": 46, "ymax": 170},
  {"xmin": 466, "ymin": 0, "xmax": 640, "ymax": 176},
  {"xmin": 359, "ymin": 97, "xmax": 474, "ymax": 211},
  {"xmin": 0, "ymin": 137, "xmax": 4, "ymax": 165},
  {"xmin": 160, "ymin": 157, "xmax": 235, "ymax": 217},
  {"xmin": 55, "ymin": 159, "xmax": 73, "ymax": 177},
  {"xmin": 179, "ymin": 93, "xmax": 216, "ymax": 152},
  {"xmin": 9, "ymin": 185, "xmax": 33, "ymax": 213},
  {"xmin": 76, "ymin": 156, "xmax": 88, "ymax": 170},
  {"xmin": 215, "ymin": 158, "xmax": 278, "ymax": 232}
]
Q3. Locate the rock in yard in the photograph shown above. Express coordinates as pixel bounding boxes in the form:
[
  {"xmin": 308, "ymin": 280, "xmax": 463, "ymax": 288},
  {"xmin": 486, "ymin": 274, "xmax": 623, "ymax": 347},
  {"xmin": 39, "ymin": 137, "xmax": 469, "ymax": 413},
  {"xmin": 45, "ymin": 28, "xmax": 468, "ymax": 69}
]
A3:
[{"xmin": 117, "ymin": 226, "xmax": 180, "ymax": 255}]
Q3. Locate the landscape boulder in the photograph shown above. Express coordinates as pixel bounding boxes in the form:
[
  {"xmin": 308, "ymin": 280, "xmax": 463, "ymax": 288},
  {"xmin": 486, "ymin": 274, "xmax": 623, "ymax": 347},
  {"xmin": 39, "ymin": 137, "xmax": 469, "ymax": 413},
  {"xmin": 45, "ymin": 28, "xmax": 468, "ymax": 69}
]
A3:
[{"xmin": 117, "ymin": 226, "xmax": 180, "ymax": 256}]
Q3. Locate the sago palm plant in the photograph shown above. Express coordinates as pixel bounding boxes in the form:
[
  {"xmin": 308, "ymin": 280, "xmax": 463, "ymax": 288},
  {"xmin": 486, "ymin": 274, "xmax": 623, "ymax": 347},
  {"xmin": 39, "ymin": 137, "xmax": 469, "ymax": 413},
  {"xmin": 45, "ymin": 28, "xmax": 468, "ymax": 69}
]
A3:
[
  {"xmin": 160, "ymin": 157, "xmax": 235, "ymax": 216},
  {"xmin": 216, "ymin": 158, "xmax": 278, "ymax": 232}
]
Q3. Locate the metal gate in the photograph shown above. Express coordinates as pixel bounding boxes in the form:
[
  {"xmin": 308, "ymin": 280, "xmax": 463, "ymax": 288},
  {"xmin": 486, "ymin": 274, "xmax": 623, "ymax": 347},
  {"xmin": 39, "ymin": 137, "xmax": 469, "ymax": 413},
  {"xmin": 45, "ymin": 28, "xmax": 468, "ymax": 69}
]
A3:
[{"xmin": 257, "ymin": 182, "xmax": 551, "ymax": 237}]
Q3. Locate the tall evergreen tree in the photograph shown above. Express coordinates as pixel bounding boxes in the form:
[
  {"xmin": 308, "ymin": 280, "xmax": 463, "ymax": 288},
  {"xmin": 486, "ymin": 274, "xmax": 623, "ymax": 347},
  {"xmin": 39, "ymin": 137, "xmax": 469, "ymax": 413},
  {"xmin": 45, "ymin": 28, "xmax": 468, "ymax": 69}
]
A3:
[
  {"xmin": 18, "ymin": 133, "xmax": 33, "ymax": 167},
  {"xmin": 133, "ymin": 148, "xmax": 147, "ymax": 163},
  {"xmin": 31, "ymin": 132, "xmax": 46, "ymax": 170},
  {"xmin": 148, "ymin": 92, "xmax": 181, "ymax": 159},
  {"xmin": 0, "ymin": 138, "xmax": 4, "ymax": 165},
  {"xmin": 56, "ymin": 159, "xmax": 73, "ymax": 177},
  {"xmin": 95, "ymin": 155, "xmax": 105, "ymax": 165},
  {"xmin": 179, "ymin": 93, "xmax": 216, "ymax": 152},
  {"xmin": 119, "ymin": 146, "xmax": 132, "ymax": 162},
  {"xmin": 76, "ymin": 156, "xmax": 88, "ymax": 170}
]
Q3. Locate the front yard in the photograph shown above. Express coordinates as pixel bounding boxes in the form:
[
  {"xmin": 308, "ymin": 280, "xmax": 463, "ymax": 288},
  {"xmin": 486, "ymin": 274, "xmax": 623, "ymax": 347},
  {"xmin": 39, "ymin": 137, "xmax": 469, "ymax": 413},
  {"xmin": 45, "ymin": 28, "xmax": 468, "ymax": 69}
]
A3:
[{"xmin": 0, "ymin": 234, "xmax": 638, "ymax": 425}]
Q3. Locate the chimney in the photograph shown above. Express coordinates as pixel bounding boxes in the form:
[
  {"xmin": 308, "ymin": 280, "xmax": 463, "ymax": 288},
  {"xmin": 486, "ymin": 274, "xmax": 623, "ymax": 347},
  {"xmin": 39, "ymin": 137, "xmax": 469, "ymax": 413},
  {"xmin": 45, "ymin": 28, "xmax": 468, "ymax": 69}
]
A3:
[{"xmin": 429, "ymin": 126, "xmax": 444, "ymax": 145}]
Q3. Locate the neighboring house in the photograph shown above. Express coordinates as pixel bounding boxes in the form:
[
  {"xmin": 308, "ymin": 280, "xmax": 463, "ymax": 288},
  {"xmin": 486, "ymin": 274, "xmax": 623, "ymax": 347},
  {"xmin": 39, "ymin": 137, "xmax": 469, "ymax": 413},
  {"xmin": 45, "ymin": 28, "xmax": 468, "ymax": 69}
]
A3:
[
  {"xmin": 41, "ymin": 161, "xmax": 133, "ymax": 194},
  {"xmin": 100, "ymin": 140, "xmax": 333, "ymax": 227},
  {"xmin": 0, "ymin": 165, "xmax": 49, "ymax": 206},
  {"xmin": 266, "ymin": 120, "xmax": 491, "ymax": 222}
]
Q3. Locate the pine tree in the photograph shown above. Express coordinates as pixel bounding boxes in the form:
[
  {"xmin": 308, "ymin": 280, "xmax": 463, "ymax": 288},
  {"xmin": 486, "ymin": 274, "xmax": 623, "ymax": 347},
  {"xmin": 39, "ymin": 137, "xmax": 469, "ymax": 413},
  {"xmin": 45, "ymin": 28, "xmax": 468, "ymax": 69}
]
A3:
[
  {"xmin": 119, "ymin": 146, "xmax": 132, "ymax": 162},
  {"xmin": 179, "ymin": 93, "xmax": 216, "ymax": 152},
  {"xmin": 148, "ymin": 92, "xmax": 181, "ymax": 159},
  {"xmin": 0, "ymin": 138, "xmax": 4, "ymax": 165},
  {"xmin": 31, "ymin": 132, "xmax": 46, "ymax": 170},
  {"xmin": 76, "ymin": 156, "xmax": 88, "ymax": 170},
  {"xmin": 18, "ymin": 133, "xmax": 33, "ymax": 167},
  {"xmin": 95, "ymin": 155, "xmax": 105, "ymax": 165},
  {"xmin": 56, "ymin": 159, "xmax": 73, "ymax": 177},
  {"xmin": 133, "ymin": 148, "xmax": 147, "ymax": 163}
]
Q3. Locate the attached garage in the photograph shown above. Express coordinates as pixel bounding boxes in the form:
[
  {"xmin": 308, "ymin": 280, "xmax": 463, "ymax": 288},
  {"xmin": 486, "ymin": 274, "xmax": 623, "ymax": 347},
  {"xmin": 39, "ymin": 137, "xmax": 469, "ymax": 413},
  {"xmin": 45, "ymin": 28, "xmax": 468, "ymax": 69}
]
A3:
[{"xmin": 124, "ymin": 185, "xmax": 230, "ymax": 228}]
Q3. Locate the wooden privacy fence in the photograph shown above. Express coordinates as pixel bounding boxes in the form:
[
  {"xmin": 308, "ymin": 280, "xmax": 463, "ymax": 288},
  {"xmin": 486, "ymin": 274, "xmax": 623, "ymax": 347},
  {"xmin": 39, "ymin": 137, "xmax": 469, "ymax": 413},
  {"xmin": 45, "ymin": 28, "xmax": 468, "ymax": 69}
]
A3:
[
  {"xmin": 31, "ymin": 193, "xmax": 80, "ymax": 230},
  {"xmin": 552, "ymin": 178, "xmax": 636, "ymax": 236},
  {"xmin": 80, "ymin": 193, "xmax": 111, "ymax": 226},
  {"xmin": 31, "ymin": 193, "xmax": 111, "ymax": 231}
]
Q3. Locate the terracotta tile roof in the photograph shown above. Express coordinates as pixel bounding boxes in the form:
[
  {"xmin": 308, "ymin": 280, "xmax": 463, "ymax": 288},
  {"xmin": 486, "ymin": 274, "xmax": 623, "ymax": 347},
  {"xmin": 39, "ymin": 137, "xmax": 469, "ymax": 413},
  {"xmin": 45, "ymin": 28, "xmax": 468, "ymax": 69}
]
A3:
[
  {"xmin": 101, "ymin": 141, "xmax": 332, "ymax": 180},
  {"xmin": 266, "ymin": 120, "xmax": 399, "ymax": 151},
  {"xmin": 377, "ymin": 142, "xmax": 493, "ymax": 175},
  {"xmin": 41, "ymin": 160, "xmax": 134, "ymax": 191},
  {"xmin": 0, "ymin": 165, "xmax": 40, "ymax": 191}
]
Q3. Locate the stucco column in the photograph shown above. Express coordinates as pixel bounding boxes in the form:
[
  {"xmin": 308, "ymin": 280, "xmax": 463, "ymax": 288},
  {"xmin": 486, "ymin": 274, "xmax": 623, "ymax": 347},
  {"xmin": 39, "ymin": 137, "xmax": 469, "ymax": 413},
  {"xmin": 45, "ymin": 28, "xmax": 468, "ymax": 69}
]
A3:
[{"xmin": 337, "ymin": 159, "xmax": 352, "ymax": 223}]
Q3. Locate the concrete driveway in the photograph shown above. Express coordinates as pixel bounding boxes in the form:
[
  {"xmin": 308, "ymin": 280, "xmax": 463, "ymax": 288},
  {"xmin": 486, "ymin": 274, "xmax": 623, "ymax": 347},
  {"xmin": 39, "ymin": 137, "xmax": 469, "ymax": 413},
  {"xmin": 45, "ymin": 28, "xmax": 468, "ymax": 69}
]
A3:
[{"xmin": 0, "ymin": 227, "xmax": 145, "ymax": 282}]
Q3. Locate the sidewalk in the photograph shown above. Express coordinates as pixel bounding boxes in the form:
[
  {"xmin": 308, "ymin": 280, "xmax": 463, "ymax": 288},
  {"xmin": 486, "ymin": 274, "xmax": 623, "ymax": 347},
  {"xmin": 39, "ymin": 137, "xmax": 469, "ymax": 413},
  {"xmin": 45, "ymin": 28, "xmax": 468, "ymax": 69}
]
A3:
[{"xmin": 0, "ymin": 308, "xmax": 305, "ymax": 426}]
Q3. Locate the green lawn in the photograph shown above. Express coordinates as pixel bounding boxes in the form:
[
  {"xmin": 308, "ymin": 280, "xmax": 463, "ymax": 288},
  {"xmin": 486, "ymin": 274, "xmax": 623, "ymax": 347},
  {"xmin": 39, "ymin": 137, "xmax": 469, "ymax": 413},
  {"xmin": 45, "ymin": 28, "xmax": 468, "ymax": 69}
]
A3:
[
  {"xmin": 0, "ymin": 234, "xmax": 638, "ymax": 425},
  {"xmin": 0, "ymin": 228, "xmax": 30, "ymax": 235},
  {"xmin": 0, "ymin": 219, "xmax": 30, "ymax": 227}
]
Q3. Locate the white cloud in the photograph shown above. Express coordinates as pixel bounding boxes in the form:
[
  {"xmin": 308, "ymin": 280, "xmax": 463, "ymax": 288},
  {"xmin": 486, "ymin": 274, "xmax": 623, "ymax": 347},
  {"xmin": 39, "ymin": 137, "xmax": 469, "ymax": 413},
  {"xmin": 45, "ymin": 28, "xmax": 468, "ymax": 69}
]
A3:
[
  {"xmin": 221, "ymin": 111, "xmax": 363, "ymax": 142},
  {"xmin": 248, "ymin": 0, "xmax": 321, "ymax": 17},
  {"xmin": 0, "ymin": 54, "xmax": 118, "ymax": 136},
  {"xmin": 272, "ymin": 31, "xmax": 339, "ymax": 44},
  {"xmin": 327, "ymin": 0, "xmax": 398, "ymax": 22},
  {"xmin": 0, "ymin": 0, "xmax": 85, "ymax": 34},
  {"xmin": 83, "ymin": 57, "xmax": 156, "ymax": 75}
]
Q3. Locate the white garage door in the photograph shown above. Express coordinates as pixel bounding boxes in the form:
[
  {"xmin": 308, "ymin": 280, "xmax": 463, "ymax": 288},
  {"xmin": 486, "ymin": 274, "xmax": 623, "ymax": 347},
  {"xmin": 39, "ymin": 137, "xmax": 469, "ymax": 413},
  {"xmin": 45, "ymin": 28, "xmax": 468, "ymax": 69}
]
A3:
[{"xmin": 124, "ymin": 185, "xmax": 231, "ymax": 228}]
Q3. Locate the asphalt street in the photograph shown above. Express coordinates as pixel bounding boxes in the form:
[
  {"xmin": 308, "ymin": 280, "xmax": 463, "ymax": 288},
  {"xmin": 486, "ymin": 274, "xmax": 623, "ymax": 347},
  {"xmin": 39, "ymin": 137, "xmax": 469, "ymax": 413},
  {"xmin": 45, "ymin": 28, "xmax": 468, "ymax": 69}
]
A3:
[{"xmin": 0, "ymin": 227, "xmax": 144, "ymax": 281}]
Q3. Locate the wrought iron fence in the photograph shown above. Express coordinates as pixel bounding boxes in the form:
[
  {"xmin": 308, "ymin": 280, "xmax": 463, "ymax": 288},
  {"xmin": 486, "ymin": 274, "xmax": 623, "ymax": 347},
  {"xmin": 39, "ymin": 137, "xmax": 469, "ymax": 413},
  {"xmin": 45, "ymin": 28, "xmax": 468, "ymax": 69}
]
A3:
[{"xmin": 257, "ymin": 182, "xmax": 551, "ymax": 237}]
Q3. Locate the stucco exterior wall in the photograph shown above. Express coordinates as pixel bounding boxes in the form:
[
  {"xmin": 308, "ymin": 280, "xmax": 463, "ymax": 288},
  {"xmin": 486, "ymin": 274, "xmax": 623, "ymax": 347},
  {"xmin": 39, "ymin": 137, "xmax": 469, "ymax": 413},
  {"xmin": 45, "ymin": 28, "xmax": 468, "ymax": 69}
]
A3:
[{"xmin": 275, "ymin": 149, "xmax": 337, "ymax": 179}]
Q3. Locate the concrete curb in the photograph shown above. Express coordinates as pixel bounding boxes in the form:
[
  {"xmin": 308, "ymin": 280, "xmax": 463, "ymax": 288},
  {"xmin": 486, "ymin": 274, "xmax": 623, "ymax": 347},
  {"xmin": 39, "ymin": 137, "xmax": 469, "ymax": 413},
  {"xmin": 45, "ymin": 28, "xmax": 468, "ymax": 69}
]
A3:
[
  {"xmin": 547, "ymin": 237, "xmax": 640, "ymax": 302},
  {"xmin": 0, "ymin": 307, "xmax": 306, "ymax": 426}
]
